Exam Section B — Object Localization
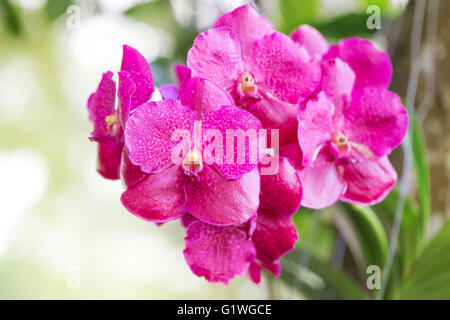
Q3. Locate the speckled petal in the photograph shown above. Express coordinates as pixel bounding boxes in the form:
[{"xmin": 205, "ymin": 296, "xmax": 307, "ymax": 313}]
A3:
[
  {"xmin": 298, "ymin": 148, "xmax": 347, "ymax": 209},
  {"xmin": 341, "ymin": 154, "xmax": 397, "ymax": 205},
  {"xmin": 345, "ymin": 88, "xmax": 409, "ymax": 157},
  {"xmin": 121, "ymin": 165, "xmax": 186, "ymax": 223},
  {"xmin": 259, "ymin": 156, "xmax": 302, "ymax": 218},
  {"xmin": 125, "ymin": 100, "xmax": 195, "ymax": 173},
  {"xmin": 252, "ymin": 212, "xmax": 298, "ymax": 268},
  {"xmin": 187, "ymin": 27, "xmax": 243, "ymax": 94},
  {"xmin": 323, "ymin": 38, "xmax": 392, "ymax": 89},
  {"xmin": 252, "ymin": 32, "xmax": 321, "ymax": 104},
  {"xmin": 248, "ymin": 262, "xmax": 261, "ymax": 284},
  {"xmin": 121, "ymin": 45, "xmax": 154, "ymax": 109},
  {"xmin": 184, "ymin": 166, "xmax": 259, "ymax": 226},
  {"xmin": 320, "ymin": 58, "xmax": 355, "ymax": 111},
  {"xmin": 117, "ymin": 71, "xmax": 136, "ymax": 126},
  {"xmin": 120, "ymin": 147, "xmax": 146, "ymax": 188},
  {"xmin": 202, "ymin": 105, "xmax": 262, "ymax": 179},
  {"xmin": 290, "ymin": 25, "xmax": 329, "ymax": 59},
  {"xmin": 247, "ymin": 93, "xmax": 299, "ymax": 147},
  {"xmin": 97, "ymin": 142, "xmax": 122, "ymax": 180},
  {"xmin": 213, "ymin": 4, "xmax": 275, "ymax": 63},
  {"xmin": 88, "ymin": 71, "xmax": 116, "ymax": 143},
  {"xmin": 183, "ymin": 221, "xmax": 256, "ymax": 284},
  {"xmin": 297, "ymin": 92, "xmax": 334, "ymax": 167},
  {"xmin": 179, "ymin": 77, "xmax": 234, "ymax": 113}
]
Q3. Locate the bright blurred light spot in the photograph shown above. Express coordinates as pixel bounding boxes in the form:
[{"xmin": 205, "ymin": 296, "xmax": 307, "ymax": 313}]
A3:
[
  {"xmin": 150, "ymin": 89, "xmax": 163, "ymax": 102},
  {"xmin": 319, "ymin": 0, "xmax": 358, "ymax": 19},
  {"xmin": 195, "ymin": 0, "xmax": 247, "ymax": 30},
  {"xmin": 0, "ymin": 58, "xmax": 36, "ymax": 125},
  {"xmin": 391, "ymin": 0, "xmax": 409, "ymax": 9},
  {"xmin": 67, "ymin": 14, "xmax": 160, "ymax": 72},
  {"xmin": 0, "ymin": 150, "xmax": 48, "ymax": 257},
  {"xmin": 59, "ymin": 14, "xmax": 161, "ymax": 117},
  {"xmin": 170, "ymin": 0, "xmax": 195, "ymax": 27},
  {"xmin": 12, "ymin": 0, "xmax": 45, "ymax": 10},
  {"xmin": 93, "ymin": 230, "xmax": 202, "ymax": 292}
]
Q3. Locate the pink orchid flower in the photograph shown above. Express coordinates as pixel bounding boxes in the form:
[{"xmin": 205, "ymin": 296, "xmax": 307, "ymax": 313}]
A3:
[
  {"xmin": 284, "ymin": 88, "xmax": 408, "ymax": 209},
  {"xmin": 182, "ymin": 156, "xmax": 302, "ymax": 284},
  {"xmin": 87, "ymin": 45, "xmax": 154, "ymax": 180},
  {"xmin": 121, "ymin": 77, "xmax": 263, "ymax": 226},
  {"xmin": 291, "ymin": 26, "xmax": 392, "ymax": 90},
  {"xmin": 284, "ymin": 26, "xmax": 409, "ymax": 209},
  {"xmin": 187, "ymin": 5, "xmax": 321, "ymax": 147}
]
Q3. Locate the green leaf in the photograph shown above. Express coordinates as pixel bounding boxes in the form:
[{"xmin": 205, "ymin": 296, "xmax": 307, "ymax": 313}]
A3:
[
  {"xmin": 360, "ymin": 0, "xmax": 391, "ymax": 12},
  {"xmin": 338, "ymin": 204, "xmax": 389, "ymax": 270},
  {"xmin": 282, "ymin": 249, "xmax": 368, "ymax": 300},
  {"xmin": 399, "ymin": 222, "xmax": 450, "ymax": 299},
  {"xmin": 313, "ymin": 13, "xmax": 379, "ymax": 39},
  {"xmin": 279, "ymin": 0, "xmax": 318, "ymax": 34},
  {"xmin": 125, "ymin": 0, "xmax": 176, "ymax": 31},
  {"xmin": 373, "ymin": 190, "xmax": 421, "ymax": 280},
  {"xmin": 411, "ymin": 117, "xmax": 430, "ymax": 249},
  {"xmin": 0, "ymin": 0, "xmax": 22, "ymax": 35},
  {"xmin": 45, "ymin": 0, "xmax": 73, "ymax": 22}
]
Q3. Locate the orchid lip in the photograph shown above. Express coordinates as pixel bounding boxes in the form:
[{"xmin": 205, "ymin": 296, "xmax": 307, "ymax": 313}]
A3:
[
  {"xmin": 237, "ymin": 72, "xmax": 257, "ymax": 96},
  {"xmin": 105, "ymin": 113, "xmax": 121, "ymax": 137},
  {"xmin": 330, "ymin": 132, "xmax": 351, "ymax": 157},
  {"xmin": 182, "ymin": 149, "xmax": 203, "ymax": 175}
]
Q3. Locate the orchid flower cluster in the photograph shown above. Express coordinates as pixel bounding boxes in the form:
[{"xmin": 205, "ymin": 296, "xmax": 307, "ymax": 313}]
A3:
[{"xmin": 87, "ymin": 5, "xmax": 408, "ymax": 284}]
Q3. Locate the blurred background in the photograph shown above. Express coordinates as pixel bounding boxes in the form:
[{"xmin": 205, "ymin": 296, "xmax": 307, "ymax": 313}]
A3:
[{"xmin": 0, "ymin": 0, "xmax": 449, "ymax": 299}]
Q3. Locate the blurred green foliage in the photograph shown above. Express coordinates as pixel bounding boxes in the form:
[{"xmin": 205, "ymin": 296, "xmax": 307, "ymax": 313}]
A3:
[{"xmin": 0, "ymin": 0, "xmax": 22, "ymax": 35}]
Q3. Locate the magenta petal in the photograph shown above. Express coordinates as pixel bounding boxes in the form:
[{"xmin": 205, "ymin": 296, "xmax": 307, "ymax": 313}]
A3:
[
  {"xmin": 290, "ymin": 25, "xmax": 329, "ymax": 59},
  {"xmin": 181, "ymin": 214, "xmax": 197, "ymax": 228},
  {"xmin": 248, "ymin": 93, "xmax": 299, "ymax": 147},
  {"xmin": 259, "ymin": 156, "xmax": 302, "ymax": 218},
  {"xmin": 299, "ymin": 149, "xmax": 347, "ymax": 209},
  {"xmin": 121, "ymin": 165, "xmax": 186, "ymax": 223},
  {"xmin": 120, "ymin": 147, "xmax": 146, "ymax": 188},
  {"xmin": 279, "ymin": 142, "xmax": 303, "ymax": 171},
  {"xmin": 121, "ymin": 45, "xmax": 154, "ymax": 109},
  {"xmin": 117, "ymin": 71, "xmax": 136, "ymax": 126},
  {"xmin": 202, "ymin": 105, "xmax": 262, "ymax": 179},
  {"xmin": 187, "ymin": 27, "xmax": 243, "ymax": 93},
  {"xmin": 179, "ymin": 77, "xmax": 234, "ymax": 113},
  {"xmin": 159, "ymin": 84, "xmax": 179, "ymax": 101},
  {"xmin": 125, "ymin": 100, "xmax": 195, "ymax": 173},
  {"xmin": 341, "ymin": 155, "xmax": 397, "ymax": 205},
  {"xmin": 298, "ymin": 92, "xmax": 334, "ymax": 167},
  {"xmin": 184, "ymin": 166, "xmax": 260, "ymax": 226},
  {"xmin": 213, "ymin": 4, "xmax": 275, "ymax": 62},
  {"xmin": 97, "ymin": 142, "xmax": 122, "ymax": 180},
  {"xmin": 320, "ymin": 58, "xmax": 355, "ymax": 111},
  {"xmin": 252, "ymin": 32, "xmax": 321, "ymax": 104},
  {"xmin": 88, "ymin": 71, "xmax": 116, "ymax": 142},
  {"xmin": 325, "ymin": 38, "xmax": 392, "ymax": 89},
  {"xmin": 345, "ymin": 88, "xmax": 409, "ymax": 157},
  {"xmin": 174, "ymin": 63, "xmax": 191, "ymax": 84},
  {"xmin": 183, "ymin": 221, "xmax": 256, "ymax": 284},
  {"xmin": 252, "ymin": 212, "xmax": 298, "ymax": 266},
  {"xmin": 248, "ymin": 262, "xmax": 261, "ymax": 284}
]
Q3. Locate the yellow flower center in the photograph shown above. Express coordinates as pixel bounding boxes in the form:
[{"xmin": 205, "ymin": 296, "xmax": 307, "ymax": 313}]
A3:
[
  {"xmin": 332, "ymin": 133, "xmax": 351, "ymax": 154},
  {"xmin": 105, "ymin": 114, "xmax": 118, "ymax": 126},
  {"xmin": 238, "ymin": 73, "xmax": 257, "ymax": 95},
  {"xmin": 182, "ymin": 149, "xmax": 203, "ymax": 175}
]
